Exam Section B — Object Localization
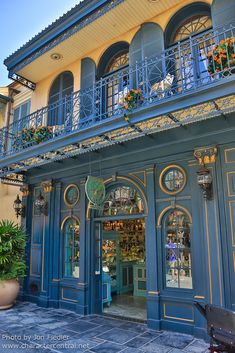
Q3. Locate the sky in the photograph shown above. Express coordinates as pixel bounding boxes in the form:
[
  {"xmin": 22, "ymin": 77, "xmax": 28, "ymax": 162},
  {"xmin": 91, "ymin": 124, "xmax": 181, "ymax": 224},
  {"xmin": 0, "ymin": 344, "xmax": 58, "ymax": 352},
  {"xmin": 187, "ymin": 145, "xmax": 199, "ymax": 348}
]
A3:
[{"xmin": 0, "ymin": 0, "xmax": 81, "ymax": 87}]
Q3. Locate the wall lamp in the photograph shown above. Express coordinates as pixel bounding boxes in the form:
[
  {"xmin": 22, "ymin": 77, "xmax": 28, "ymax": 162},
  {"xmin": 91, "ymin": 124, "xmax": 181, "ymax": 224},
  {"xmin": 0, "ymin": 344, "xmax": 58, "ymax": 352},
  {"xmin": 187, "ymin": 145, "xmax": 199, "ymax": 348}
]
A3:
[
  {"xmin": 13, "ymin": 194, "xmax": 25, "ymax": 218},
  {"xmin": 197, "ymin": 164, "xmax": 213, "ymax": 200},
  {"xmin": 194, "ymin": 146, "xmax": 217, "ymax": 201},
  {"xmin": 34, "ymin": 192, "xmax": 48, "ymax": 216}
]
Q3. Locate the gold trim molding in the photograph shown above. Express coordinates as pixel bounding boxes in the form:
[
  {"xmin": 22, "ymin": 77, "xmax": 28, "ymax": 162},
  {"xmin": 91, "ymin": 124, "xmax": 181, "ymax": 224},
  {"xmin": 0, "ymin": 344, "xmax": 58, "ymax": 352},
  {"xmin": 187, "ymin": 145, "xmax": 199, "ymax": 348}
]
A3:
[
  {"xmin": 157, "ymin": 204, "xmax": 192, "ymax": 226},
  {"xmin": 41, "ymin": 180, "xmax": 53, "ymax": 193},
  {"xmin": 163, "ymin": 304, "xmax": 194, "ymax": 323},
  {"xmin": 20, "ymin": 185, "xmax": 30, "ymax": 197},
  {"xmin": 64, "ymin": 183, "xmax": 80, "ymax": 208},
  {"xmin": 194, "ymin": 146, "xmax": 217, "ymax": 165},
  {"xmin": 159, "ymin": 165, "xmax": 187, "ymax": 196}
]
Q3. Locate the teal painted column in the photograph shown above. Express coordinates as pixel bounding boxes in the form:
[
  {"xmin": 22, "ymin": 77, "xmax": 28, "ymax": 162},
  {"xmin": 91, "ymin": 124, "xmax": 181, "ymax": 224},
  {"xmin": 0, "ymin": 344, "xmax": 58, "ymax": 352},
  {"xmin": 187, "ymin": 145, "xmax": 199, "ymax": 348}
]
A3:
[
  {"xmin": 38, "ymin": 181, "xmax": 54, "ymax": 307},
  {"xmin": 145, "ymin": 166, "xmax": 161, "ymax": 330},
  {"xmin": 76, "ymin": 178, "xmax": 89, "ymax": 315},
  {"xmin": 48, "ymin": 181, "xmax": 62, "ymax": 307}
]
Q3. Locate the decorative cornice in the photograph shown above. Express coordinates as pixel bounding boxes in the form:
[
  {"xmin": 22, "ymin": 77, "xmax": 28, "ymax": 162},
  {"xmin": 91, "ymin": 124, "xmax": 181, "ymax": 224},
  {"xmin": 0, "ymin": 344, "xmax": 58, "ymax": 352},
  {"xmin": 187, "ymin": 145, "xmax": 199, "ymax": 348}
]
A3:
[
  {"xmin": 7, "ymin": 0, "xmax": 124, "ymax": 74},
  {"xmin": 194, "ymin": 146, "xmax": 218, "ymax": 165}
]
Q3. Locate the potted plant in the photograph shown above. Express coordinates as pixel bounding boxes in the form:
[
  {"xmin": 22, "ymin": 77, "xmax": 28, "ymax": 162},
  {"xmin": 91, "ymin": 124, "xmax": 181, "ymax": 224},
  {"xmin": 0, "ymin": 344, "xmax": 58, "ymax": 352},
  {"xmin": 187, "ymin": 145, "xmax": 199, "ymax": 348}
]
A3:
[
  {"xmin": 0, "ymin": 220, "xmax": 27, "ymax": 309},
  {"xmin": 207, "ymin": 37, "xmax": 235, "ymax": 76},
  {"xmin": 124, "ymin": 89, "xmax": 144, "ymax": 112}
]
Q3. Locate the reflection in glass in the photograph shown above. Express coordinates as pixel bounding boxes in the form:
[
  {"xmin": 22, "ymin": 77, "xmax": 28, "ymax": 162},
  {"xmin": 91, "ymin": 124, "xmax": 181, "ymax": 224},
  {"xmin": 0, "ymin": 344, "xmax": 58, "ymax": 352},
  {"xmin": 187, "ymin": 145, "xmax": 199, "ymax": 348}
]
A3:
[
  {"xmin": 103, "ymin": 186, "xmax": 144, "ymax": 216},
  {"xmin": 63, "ymin": 218, "xmax": 80, "ymax": 278},
  {"xmin": 164, "ymin": 209, "xmax": 192, "ymax": 289},
  {"xmin": 106, "ymin": 52, "xmax": 129, "ymax": 115}
]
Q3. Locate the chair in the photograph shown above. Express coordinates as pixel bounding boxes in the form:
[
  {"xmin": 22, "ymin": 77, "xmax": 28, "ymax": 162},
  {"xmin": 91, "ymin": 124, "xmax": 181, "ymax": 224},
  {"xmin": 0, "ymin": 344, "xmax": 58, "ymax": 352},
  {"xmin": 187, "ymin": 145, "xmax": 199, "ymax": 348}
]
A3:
[{"xmin": 150, "ymin": 73, "xmax": 174, "ymax": 99}]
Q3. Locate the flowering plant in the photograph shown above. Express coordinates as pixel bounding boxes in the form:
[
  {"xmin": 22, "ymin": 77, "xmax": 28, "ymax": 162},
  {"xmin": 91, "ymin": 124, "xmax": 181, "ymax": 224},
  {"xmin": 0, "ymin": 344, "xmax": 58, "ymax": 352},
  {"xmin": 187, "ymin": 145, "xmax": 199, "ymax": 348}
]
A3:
[
  {"xmin": 14, "ymin": 126, "xmax": 53, "ymax": 147},
  {"xmin": 207, "ymin": 37, "xmax": 235, "ymax": 76},
  {"xmin": 34, "ymin": 126, "xmax": 53, "ymax": 144},
  {"xmin": 124, "ymin": 89, "xmax": 144, "ymax": 111}
]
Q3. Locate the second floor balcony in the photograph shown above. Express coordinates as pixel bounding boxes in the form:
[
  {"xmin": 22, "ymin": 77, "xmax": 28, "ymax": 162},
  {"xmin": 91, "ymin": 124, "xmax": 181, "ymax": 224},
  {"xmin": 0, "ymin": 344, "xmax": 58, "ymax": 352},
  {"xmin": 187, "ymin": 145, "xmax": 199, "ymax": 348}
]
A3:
[{"xmin": 1, "ymin": 22, "xmax": 235, "ymax": 176}]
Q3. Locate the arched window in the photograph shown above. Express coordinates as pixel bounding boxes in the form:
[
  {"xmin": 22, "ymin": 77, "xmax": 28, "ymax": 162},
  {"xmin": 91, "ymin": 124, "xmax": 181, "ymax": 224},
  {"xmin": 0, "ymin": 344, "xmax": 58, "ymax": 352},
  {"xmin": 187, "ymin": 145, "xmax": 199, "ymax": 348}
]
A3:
[
  {"xmin": 163, "ymin": 209, "xmax": 192, "ymax": 289},
  {"xmin": 97, "ymin": 42, "xmax": 129, "ymax": 116},
  {"xmin": 165, "ymin": 3, "xmax": 212, "ymax": 92},
  {"xmin": 48, "ymin": 71, "xmax": 74, "ymax": 126},
  {"xmin": 102, "ymin": 185, "xmax": 144, "ymax": 216},
  {"xmin": 62, "ymin": 217, "xmax": 80, "ymax": 278},
  {"xmin": 173, "ymin": 15, "xmax": 212, "ymax": 43}
]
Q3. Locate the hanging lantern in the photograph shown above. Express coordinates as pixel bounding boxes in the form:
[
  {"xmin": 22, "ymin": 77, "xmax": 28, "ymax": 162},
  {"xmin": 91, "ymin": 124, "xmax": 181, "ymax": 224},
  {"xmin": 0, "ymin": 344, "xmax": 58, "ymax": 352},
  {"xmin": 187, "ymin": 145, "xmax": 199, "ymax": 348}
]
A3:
[
  {"xmin": 197, "ymin": 165, "xmax": 213, "ymax": 200},
  {"xmin": 34, "ymin": 192, "xmax": 48, "ymax": 216},
  {"xmin": 13, "ymin": 194, "xmax": 25, "ymax": 218}
]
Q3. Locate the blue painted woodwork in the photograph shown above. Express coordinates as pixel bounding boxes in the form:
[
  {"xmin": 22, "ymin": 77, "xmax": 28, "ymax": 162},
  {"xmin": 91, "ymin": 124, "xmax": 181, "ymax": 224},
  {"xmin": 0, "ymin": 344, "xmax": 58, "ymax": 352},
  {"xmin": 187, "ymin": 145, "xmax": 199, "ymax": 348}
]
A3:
[
  {"xmin": 212, "ymin": 0, "xmax": 235, "ymax": 27},
  {"xmin": 48, "ymin": 71, "xmax": 74, "ymax": 126},
  {"xmin": 129, "ymin": 22, "xmax": 164, "ymax": 65},
  {"xmin": 80, "ymin": 58, "xmax": 97, "ymax": 120},
  {"xmin": 1, "ymin": 21, "xmax": 235, "ymax": 173},
  {"xmin": 102, "ymin": 272, "xmax": 112, "ymax": 306},
  {"xmin": 18, "ymin": 113, "xmax": 235, "ymax": 339},
  {"xmin": 133, "ymin": 263, "xmax": 146, "ymax": 297},
  {"xmin": 5, "ymin": 0, "xmax": 235, "ymax": 339}
]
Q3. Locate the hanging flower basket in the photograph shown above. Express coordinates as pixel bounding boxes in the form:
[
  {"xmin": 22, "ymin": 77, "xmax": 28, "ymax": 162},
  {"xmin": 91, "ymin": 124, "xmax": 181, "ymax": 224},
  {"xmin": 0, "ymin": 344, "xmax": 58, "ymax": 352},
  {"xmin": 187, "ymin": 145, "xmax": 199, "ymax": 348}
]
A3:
[
  {"xmin": 34, "ymin": 126, "xmax": 53, "ymax": 144},
  {"xmin": 14, "ymin": 126, "xmax": 53, "ymax": 148},
  {"xmin": 124, "ymin": 89, "xmax": 144, "ymax": 112},
  {"xmin": 207, "ymin": 37, "xmax": 235, "ymax": 76}
]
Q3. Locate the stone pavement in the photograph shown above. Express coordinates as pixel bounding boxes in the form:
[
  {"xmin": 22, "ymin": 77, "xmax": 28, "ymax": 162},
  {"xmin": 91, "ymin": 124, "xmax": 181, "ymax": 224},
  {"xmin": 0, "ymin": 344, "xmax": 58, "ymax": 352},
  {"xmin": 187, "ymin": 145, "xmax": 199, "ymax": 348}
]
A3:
[{"xmin": 0, "ymin": 302, "xmax": 210, "ymax": 353}]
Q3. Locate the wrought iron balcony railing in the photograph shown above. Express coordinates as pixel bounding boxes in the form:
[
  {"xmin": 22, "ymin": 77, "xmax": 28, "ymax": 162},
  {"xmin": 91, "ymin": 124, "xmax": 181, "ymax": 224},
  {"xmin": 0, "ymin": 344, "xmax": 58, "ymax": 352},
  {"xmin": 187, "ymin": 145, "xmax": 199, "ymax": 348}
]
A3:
[{"xmin": 1, "ymin": 22, "xmax": 235, "ymax": 158}]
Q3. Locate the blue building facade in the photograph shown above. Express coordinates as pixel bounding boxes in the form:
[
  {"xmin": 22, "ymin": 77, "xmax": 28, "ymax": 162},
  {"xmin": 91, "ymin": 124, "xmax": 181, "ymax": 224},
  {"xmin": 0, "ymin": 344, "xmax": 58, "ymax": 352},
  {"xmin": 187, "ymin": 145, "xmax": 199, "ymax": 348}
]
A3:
[{"xmin": 1, "ymin": 0, "xmax": 235, "ymax": 339}]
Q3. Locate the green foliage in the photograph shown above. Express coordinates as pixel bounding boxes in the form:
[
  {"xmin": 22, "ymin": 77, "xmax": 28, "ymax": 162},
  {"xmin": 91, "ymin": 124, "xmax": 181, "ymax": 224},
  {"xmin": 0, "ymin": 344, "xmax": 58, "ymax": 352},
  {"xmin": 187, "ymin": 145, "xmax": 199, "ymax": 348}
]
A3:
[{"xmin": 0, "ymin": 220, "xmax": 27, "ymax": 281}]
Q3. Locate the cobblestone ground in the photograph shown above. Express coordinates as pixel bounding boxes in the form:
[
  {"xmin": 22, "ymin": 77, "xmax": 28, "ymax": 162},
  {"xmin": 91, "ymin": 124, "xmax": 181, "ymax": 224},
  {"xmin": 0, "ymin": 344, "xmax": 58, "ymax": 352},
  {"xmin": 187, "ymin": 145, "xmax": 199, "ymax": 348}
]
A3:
[{"xmin": 0, "ymin": 302, "xmax": 210, "ymax": 353}]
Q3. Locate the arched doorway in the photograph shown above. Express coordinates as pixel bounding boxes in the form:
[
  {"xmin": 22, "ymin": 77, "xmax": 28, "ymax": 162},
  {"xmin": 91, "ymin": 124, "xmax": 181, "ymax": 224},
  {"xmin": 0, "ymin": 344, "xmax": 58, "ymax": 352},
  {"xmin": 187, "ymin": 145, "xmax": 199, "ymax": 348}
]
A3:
[{"xmin": 91, "ymin": 182, "xmax": 148, "ymax": 321}]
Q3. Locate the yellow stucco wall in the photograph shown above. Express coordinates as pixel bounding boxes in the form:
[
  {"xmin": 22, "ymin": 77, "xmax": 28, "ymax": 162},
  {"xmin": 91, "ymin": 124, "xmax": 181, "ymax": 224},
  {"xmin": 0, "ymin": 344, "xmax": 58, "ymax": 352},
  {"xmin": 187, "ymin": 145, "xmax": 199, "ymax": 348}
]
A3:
[
  {"xmin": 0, "ymin": 86, "xmax": 20, "ymax": 224},
  {"xmin": 28, "ymin": 0, "xmax": 213, "ymax": 114},
  {"xmin": 0, "ymin": 184, "xmax": 19, "ymax": 223}
]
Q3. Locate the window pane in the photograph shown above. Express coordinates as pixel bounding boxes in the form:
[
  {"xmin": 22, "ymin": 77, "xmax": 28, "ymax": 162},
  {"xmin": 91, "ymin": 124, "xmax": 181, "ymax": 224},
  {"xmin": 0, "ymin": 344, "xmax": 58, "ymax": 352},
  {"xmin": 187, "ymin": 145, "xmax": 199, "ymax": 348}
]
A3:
[
  {"xmin": 103, "ymin": 186, "xmax": 144, "ymax": 216},
  {"xmin": 165, "ymin": 209, "xmax": 192, "ymax": 289},
  {"xmin": 63, "ymin": 218, "xmax": 80, "ymax": 278}
]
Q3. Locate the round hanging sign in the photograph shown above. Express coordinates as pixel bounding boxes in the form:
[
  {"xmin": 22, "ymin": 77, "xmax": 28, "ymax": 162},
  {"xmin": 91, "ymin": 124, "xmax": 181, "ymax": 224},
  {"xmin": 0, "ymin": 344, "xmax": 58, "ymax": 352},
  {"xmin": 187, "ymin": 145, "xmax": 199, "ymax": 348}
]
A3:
[{"xmin": 85, "ymin": 176, "xmax": 106, "ymax": 209}]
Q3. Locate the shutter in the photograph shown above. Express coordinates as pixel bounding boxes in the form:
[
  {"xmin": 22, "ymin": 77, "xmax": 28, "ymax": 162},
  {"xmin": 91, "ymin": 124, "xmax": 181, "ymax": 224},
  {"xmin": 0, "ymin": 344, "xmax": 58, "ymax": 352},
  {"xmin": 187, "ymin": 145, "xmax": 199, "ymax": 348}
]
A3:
[
  {"xmin": 81, "ymin": 58, "xmax": 96, "ymax": 90},
  {"xmin": 130, "ymin": 23, "xmax": 164, "ymax": 65},
  {"xmin": 129, "ymin": 23, "xmax": 164, "ymax": 88},
  {"xmin": 13, "ymin": 107, "xmax": 20, "ymax": 123},
  {"xmin": 80, "ymin": 58, "xmax": 96, "ymax": 119},
  {"xmin": 212, "ymin": 0, "xmax": 235, "ymax": 27}
]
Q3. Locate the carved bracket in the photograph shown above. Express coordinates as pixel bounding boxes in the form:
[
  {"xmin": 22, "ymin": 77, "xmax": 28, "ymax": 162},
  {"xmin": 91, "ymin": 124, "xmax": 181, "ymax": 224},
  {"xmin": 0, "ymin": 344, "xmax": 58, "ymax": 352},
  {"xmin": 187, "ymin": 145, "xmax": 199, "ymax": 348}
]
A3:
[
  {"xmin": 194, "ymin": 146, "xmax": 218, "ymax": 165},
  {"xmin": 20, "ymin": 185, "xmax": 30, "ymax": 197},
  {"xmin": 41, "ymin": 180, "xmax": 53, "ymax": 193}
]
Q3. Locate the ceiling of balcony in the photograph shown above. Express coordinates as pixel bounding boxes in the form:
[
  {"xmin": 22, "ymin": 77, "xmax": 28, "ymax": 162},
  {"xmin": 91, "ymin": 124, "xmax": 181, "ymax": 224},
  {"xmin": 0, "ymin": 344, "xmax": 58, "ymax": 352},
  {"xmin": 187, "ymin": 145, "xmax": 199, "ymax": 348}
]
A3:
[{"xmin": 17, "ymin": 0, "xmax": 189, "ymax": 83}]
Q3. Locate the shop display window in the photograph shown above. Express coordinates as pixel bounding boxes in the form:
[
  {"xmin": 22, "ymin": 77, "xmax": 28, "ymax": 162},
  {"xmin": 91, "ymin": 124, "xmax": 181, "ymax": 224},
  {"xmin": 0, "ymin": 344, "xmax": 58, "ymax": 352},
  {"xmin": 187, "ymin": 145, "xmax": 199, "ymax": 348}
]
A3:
[
  {"xmin": 164, "ymin": 209, "xmax": 192, "ymax": 289},
  {"xmin": 103, "ymin": 186, "xmax": 144, "ymax": 216},
  {"xmin": 63, "ymin": 217, "xmax": 80, "ymax": 278}
]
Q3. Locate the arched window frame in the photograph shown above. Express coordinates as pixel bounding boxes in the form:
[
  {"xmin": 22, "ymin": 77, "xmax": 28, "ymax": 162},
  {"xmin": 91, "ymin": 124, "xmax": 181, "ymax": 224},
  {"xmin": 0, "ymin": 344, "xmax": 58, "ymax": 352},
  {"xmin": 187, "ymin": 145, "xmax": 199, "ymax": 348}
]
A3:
[
  {"xmin": 159, "ymin": 207, "xmax": 193, "ymax": 290},
  {"xmin": 97, "ymin": 42, "xmax": 130, "ymax": 117},
  {"xmin": 165, "ymin": 2, "xmax": 212, "ymax": 47},
  {"xmin": 61, "ymin": 216, "xmax": 80, "ymax": 279},
  {"xmin": 48, "ymin": 71, "xmax": 74, "ymax": 126}
]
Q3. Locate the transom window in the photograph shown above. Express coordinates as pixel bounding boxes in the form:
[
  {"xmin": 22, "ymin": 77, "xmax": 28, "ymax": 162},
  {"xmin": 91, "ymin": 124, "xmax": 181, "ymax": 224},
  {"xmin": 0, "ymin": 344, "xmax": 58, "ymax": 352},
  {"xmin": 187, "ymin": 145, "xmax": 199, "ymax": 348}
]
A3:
[
  {"xmin": 164, "ymin": 209, "xmax": 192, "ymax": 289},
  {"xmin": 103, "ymin": 186, "xmax": 144, "ymax": 216},
  {"xmin": 173, "ymin": 15, "xmax": 212, "ymax": 43},
  {"xmin": 107, "ymin": 52, "xmax": 129, "ymax": 73}
]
